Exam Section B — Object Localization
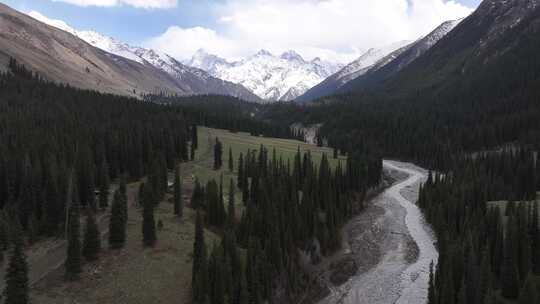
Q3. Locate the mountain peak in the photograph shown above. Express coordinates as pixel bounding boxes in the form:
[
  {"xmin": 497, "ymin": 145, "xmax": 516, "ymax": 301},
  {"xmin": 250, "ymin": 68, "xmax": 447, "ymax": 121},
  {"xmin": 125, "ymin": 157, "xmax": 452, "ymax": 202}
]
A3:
[
  {"xmin": 280, "ymin": 50, "xmax": 304, "ymax": 62},
  {"xmin": 255, "ymin": 49, "xmax": 273, "ymax": 57}
]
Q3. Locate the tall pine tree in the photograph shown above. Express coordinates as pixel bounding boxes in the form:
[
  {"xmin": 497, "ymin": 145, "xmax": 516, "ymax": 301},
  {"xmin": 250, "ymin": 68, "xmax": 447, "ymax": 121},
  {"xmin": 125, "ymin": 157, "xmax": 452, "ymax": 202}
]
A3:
[
  {"xmin": 65, "ymin": 200, "xmax": 82, "ymax": 280},
  {"xmin": 142, "ymin": 185, "xmax": 157, "ymax": 247},
  {"xmin": 173, "ymin": 163, "xmax": 183, "ymax": 217}
]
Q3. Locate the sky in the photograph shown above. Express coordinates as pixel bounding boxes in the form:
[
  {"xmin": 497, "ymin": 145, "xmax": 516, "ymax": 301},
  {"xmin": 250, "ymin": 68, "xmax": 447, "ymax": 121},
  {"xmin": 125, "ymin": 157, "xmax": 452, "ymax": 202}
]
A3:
[{"xmin": 4, "ymin": 0, "xmax": 482, "ymax": 63}]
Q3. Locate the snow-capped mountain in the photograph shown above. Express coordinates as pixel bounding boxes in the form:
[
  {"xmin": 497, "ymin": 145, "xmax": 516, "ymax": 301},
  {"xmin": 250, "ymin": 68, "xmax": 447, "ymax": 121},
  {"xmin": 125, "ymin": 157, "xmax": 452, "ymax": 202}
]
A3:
[
  {"xmin": 297, "ymin": 19, "xmax": 462, "ymax": 102},
  {"xmin": 187, "ymin": 49, "xmax": 343, "ymax": 101},
  {"xmin": 295, "ymin": 41, "xmax": 410, "ymax": 102},
  {"xmin": 336, "ymin": 18, "xmax": 463, "ymax": 95},
  {"xmin": 27, "ymin": 11, "xmax": 260, "ymax": 102}
]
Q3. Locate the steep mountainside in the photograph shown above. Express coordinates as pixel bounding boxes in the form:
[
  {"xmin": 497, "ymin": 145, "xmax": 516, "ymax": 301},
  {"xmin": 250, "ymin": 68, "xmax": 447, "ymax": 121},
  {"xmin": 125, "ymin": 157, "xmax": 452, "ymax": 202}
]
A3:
[
  {"xmin": 296, "ymin": 41, "xmax": 410, "ymax": 102},
  {"xmin": 0, "ymin": 4, "xmax": 187, "ymax": 98},
  {"xmin": 346, "ymin": 0, "xmax": 540, "ymax": 97},
  {"xmin": 188, "ymin": 49, "xmax": 343, "ymax": 101},
  {"xmin": 26, "ymin": 10, "xmax": 260, "ymax": 102},
  {"xmin": 338, "ymin": 18, "xmax": 462, "ymax": 94},
  {"xmin": 290, "ymin": 0, "xmax": 540, "ymax": 165}
]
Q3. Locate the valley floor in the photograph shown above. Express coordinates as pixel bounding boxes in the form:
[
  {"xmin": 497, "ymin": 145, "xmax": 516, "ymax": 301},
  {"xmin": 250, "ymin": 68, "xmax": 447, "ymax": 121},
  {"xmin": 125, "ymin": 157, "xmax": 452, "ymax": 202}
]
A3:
[
  {"xmin": 312, "ymin": 161, "xmax": 438, "ymax": 304},
  {"xmin": 13, "ymin": 126, "xmax": 343, "ymax": 304}
]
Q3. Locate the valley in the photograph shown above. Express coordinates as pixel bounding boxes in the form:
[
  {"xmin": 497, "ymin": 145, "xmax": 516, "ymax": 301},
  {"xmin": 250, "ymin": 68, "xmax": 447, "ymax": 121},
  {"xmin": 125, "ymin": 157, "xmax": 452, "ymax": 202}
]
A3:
[
  {"xmin": 1, "ymin": 1, "xmax": 540, "ymax": 304},
  {"xmin": 18, "ymin": 126, "xmax": 347, "ymax": 303}
]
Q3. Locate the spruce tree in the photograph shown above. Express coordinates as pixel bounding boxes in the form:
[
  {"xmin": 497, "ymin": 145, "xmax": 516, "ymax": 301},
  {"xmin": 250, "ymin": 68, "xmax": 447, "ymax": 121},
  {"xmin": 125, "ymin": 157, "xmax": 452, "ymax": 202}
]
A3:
[
  {"xmin": 193, "ymin": 210, "xmax": 208, "ymax": 303},
  {"xmin": 192, "ymin": 125, "xmax": 198, "ymax": 151},
  {"xmin": 173, "ymin": 164, "xmax": 183, "ymax": 217},
  {"xmin": 518, "ymin": 274, "xmax": 539, "ymax": 304},
  {"xmin": 109, "ymin": 190, "xmax": 126, "ymax": 249},
  {"xmin": 214, "ymin": 138, "xmax": 223, "ymax": 170},
  {"xmin": 501, "ymin": 217, "xmax": 521, "ymax": 299},
  {"xmin": 228, "ymin": 147, "xmax": 234, "ymax": 172},
  {"xmin": 428, "ymin": 261, "xmax": 436, "ymax": 304},
  {"xmin": 3, "ymin": 234, "xmax": 29, "ymax": 304},
  {"xmin": 65, "ymin": 200, "xmax": 82, "ymax": 281},
  {"xmin": 98, "ymin": 161, "xmax": 110, "ymax": 209},
  {"xmin": 142, "ymin": 185, "xmax": 157, "ymax": 247},
  {"xmin": 82, "ymin": 212, "xmax": 101, "ymax": 261},
  {"xmin": 237, "ymin": 153, "xmax": 244, "ymax": 189},
  {"xmin": 227, "ymin": 178, "xmax": 236, "ymax": 228}
]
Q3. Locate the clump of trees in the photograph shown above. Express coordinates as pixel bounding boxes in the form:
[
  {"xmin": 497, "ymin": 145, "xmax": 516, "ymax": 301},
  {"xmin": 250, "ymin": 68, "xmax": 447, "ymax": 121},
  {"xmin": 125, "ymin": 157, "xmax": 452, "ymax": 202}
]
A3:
[{"xmin": 191, "ymin": 145, "xmax": 381, "ymax": 303}]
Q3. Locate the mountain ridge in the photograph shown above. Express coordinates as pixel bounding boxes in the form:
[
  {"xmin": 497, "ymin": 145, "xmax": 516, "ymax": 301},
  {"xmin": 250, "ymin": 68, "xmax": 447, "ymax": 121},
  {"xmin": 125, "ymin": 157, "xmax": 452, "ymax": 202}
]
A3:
[
  {"xmin": 0, "ymin": 7, "xmax": 260, "ymax": 102},
  {"xmin": 187, "ymin": 49, "xmax": 343, "ymax": 101}
]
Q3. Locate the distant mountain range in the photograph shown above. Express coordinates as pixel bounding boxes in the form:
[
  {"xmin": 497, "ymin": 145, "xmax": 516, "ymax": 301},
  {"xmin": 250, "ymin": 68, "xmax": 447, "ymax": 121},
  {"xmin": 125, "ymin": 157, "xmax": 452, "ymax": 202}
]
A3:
[
  {"xmin": 297, "ymin": 19, "xmax": 462, "ymax": 102},
  {"xmin": 187, "ymin": 49, "xmax": 344, "ymax": 101},
  {"xmin": 0, "ymin": 5, "xmax": 260, "ymax": 101}
]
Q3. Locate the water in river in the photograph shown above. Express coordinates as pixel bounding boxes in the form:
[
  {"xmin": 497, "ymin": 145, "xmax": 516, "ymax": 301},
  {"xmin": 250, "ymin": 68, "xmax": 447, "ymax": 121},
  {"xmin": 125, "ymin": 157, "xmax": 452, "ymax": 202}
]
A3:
[{"xmin": 318, "ymin": 161, "xmax": 438, "ymax": 304}]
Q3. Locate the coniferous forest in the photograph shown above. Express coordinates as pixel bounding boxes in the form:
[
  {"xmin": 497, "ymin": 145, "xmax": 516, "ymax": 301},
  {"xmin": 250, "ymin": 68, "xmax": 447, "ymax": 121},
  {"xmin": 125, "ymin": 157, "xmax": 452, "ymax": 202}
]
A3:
[
  {"xmin": 419, "ymin": 150, "xmax": 540, "ymax": 303},
  {"xmin": 191, "ymin": 145, "xmax": 381, "ymax": 303}
]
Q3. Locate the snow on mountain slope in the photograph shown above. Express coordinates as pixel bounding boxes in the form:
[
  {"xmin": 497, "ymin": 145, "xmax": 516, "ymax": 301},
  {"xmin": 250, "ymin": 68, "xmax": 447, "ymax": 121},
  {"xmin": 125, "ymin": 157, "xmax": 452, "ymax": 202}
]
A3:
[
  {"xmin": 337, "ymin": 18, "xmax": 463, "ymax": 95},
  {"xmin": 27, "ymin": 11, "xmax": 260, "ymax": 102},
  {"xmin": 295, "ymin": 41, "xmax": 410, "ymax": 102},
  {"xmin": 297, "ymin": 18, "xmax": 462, "ymax": 102},
  {"xmin": 187, "ymin": 49, "xmax": 343, "ymax": 101},
  {"xmin": 330, "ymin": 41, "xmax": 411, "ymax": 87}
]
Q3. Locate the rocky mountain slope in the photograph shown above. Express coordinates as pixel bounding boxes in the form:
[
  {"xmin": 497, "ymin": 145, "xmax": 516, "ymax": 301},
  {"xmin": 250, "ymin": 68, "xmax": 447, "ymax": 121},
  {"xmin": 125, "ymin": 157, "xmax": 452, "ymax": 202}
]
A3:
[
  {"xmin": 188, "ymin": 49, "xmax": 343, "ymax": 101},
  {"xmin": 297, "ymin": 19, "xmax": 461, "ymax": 102},
  {"xmin": 0, "ymin": 5, "xmax": 260, "ymax": 101},
  {"xmin": 0, "ymin": 4, "xmax": 185, "ymax": 98},
  {"xmin": 296, "ymin": 41, "xmax": 410, "ymax": 102},
  {"xmin": 337, "ymin": 18, "xmax": 462, "ymax": 95},
  {"xmin": 373, "ymin": 0, "xmax": 540, "ymax": 97}
]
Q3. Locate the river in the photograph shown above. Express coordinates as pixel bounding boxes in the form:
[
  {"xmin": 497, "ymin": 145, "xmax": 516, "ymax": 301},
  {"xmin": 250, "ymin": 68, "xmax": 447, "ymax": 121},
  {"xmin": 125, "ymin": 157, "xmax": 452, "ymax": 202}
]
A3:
[{"xmin": 317, "ymin": 160, "xmax": 438, "ymax": 304}]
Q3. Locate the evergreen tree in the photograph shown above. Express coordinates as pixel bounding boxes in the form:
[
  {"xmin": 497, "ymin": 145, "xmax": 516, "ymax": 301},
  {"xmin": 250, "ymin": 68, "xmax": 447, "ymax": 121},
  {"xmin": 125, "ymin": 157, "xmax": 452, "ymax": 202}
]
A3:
[
  {"xmin": 65, "ymin": 200, "xmax": 82, "ymax": 280},
  {"xmin": 119, "ymin": 175, "xmax": 128, "ymax": 225},
  {"xmin": 82, "ymin": 212, "xmax": 101, "ymax": 261},
  {"xmin": 192, "ymin": 125, "xmax": 198, "ymax": 151},
  {"xmin": 193, "ymin": 211, "xmax": 208, "ymax": 303},
  {"xmin": 428, "ymin": 261, "xmax": 436, "ymax": 304},
  {"xmin": 518, "ymin": 274, "xmax": 539, "ymax": 304},
  {"xmin": 173, "ymin": 164, "xmax": 183, "ymax": 217},
  {"xmin": 3, "ymin": 234, "xmax": 29, "ymax": 304},
  {"xmin": 237, "ymin": 153, "xmax": 244, "ymax": 189},
  {"xmin": 191, "ymin": 144, "xmax": 196, "ymax": 161},
  {"xmin": 98, "ymin": 161, "xmax": 110, "ymax": 209},
  {"xmin": 142, "ymin": 185, "xmax": 157, "ymax": 247},
  {"xmin": 228, "ymin": 147, "xmax": 234, "ymax": 172},
  {"xmin": 227, "ymin": 178, "xmax": 236, "ymax": 227},
  {"xmin": 192, "ymin": 178, "xmax": 204, "ymax": 209},
  {"xmin": 501, "ymin": 217, "xmax": 521, "ymax": 299},
  {"xmin": 108, "ymin": 190, "xmax": 126, "ymax": 249},
  {"xmin": 214, "ymin": 138, "xmax": 223, "ymax": 170}
]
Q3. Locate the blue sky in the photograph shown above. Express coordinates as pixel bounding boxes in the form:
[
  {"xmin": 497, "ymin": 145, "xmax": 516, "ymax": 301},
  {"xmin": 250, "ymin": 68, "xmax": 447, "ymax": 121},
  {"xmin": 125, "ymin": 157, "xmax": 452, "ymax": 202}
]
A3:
[{"xmin": 4, "ymin": 0, "xmax": 482, "ymax": 62}]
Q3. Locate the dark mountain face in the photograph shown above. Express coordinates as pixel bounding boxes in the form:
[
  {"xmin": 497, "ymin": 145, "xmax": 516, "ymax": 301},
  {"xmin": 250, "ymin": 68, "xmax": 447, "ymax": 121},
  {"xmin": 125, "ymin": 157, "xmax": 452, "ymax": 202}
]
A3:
[
  {"xmin": 338, "ymin": 19, "xmax": 461, "ymax": 94},
  {"xmin": 359, "ymin": 0, "xmax": 540, "ymax": 98},
  {"xmin": 296, "ymin": 20, "xmax": 460, "ymax": 103}
]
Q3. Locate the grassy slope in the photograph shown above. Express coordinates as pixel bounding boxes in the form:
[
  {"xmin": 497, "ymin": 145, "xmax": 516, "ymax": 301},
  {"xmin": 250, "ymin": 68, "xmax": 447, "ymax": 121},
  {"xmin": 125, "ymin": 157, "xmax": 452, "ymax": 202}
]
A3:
[{"xmin": 32, "ymin": 126, "xmax": 340, "ymax": 304}]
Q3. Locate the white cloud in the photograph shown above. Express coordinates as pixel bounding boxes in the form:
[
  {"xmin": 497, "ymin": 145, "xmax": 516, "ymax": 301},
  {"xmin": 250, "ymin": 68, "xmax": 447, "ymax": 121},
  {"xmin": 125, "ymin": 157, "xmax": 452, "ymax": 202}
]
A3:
[
  {"xmin": 147, "ymin": 0, "xmax": 473, "ymax": 63},
  {"xmin": 51, "ymin": 0, "xmax": 177, "ymax": 9}
]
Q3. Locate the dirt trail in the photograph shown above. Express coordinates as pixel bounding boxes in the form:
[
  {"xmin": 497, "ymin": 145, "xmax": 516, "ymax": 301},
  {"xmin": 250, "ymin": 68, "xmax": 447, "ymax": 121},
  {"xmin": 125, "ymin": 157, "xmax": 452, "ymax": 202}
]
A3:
[{"xmin": 317, "ymin": 160, "xmax": 438, "ymax": 304}]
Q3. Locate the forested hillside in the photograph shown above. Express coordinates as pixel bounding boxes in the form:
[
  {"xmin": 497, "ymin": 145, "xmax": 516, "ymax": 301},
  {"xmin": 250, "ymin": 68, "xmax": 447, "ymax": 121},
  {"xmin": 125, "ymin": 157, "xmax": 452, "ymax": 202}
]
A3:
[
  {"xmin": 0, "ymin": 59, "xmax": 190, "ymax": 242},
  {"xmin": 419, "ymin": 150, "xmax": 540, "ymax": 303}
]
